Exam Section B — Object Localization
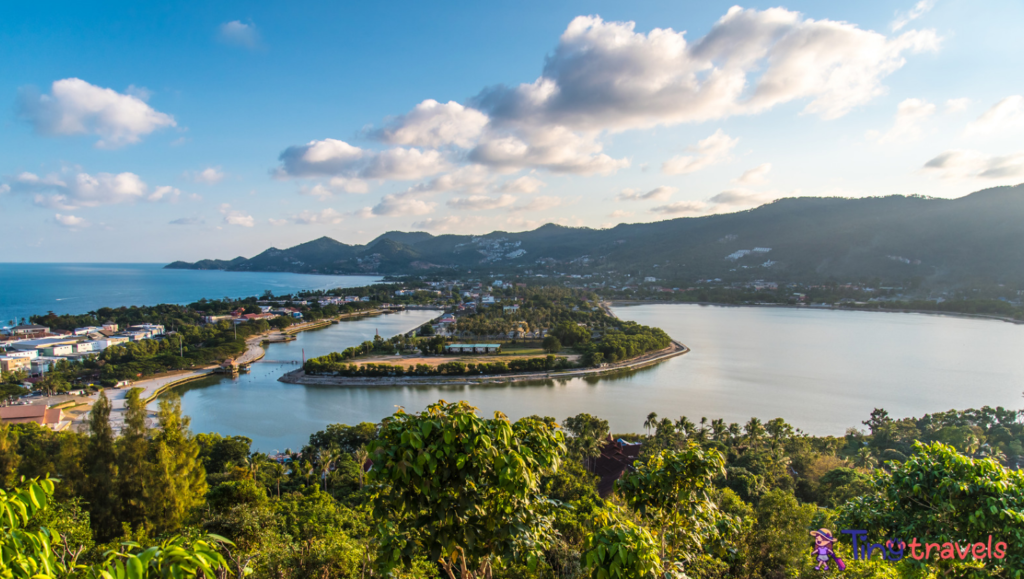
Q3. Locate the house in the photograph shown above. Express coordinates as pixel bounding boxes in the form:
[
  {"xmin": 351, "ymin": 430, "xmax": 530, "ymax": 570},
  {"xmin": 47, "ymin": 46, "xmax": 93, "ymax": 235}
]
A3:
[
  {"xmin": 444, "ymin": 343, "xmax": 501, "ymax": 354},
  {"xmin": 92, "ymin": 336, "xmax": 129, "ymax": 349},
  {"xmin": 2, "ymin": 350, "xmax": 38, "ymax": 360},
  {"xmin": 589, "ymin": 436, "xmax": 643, "ymax": 497},
  {"xmin": 0, "ymin": 357, "xmax": 30, "ymax": 373},
  {"xmin": 644, "ymin": 277, "xmax": 657, "ymax": 283},
  {"xmin": 73, "ymin": 342, "xmax": 95, "ymax": 354},
  {"xmin": 0, "ymin": 405, "xmax": 68, "ymax": 431},
  {"xmin": 503, "ymin": 305, "xmax": 520, "ymax": 314},
  {"xmin": 73, "ymin": 326, "xmax": 99, "ymax": 336},
  {"xmin": 481, "ymin": 296, "xmax": 496, "ymax": 305},
  {"xmin": 101, "ymin": 322, "xmax": 118, "ymax": 333},
  {"xmin": 41, "ymin": 345, "xmax": 73, "ymax": 357},
  {"xmin": 10, "ymin": 324, "xmax": 49, "ymax": 337}
]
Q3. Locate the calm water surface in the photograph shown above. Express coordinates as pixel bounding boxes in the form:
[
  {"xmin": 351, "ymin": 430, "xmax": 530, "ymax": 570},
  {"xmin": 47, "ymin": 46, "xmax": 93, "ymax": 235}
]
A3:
[
  {"xmin": 0, "ymin": 263, "xmax": 381, "ymax": 323},
  {"xmin": 165, "ymin": 304, "xmax": 1024, "ymax": 451}
]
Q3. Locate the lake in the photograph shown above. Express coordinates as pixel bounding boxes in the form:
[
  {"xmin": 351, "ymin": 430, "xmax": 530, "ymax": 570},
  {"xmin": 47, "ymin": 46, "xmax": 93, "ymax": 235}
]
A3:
[
  {"xmin": 165, "ymin": 304, "xmax": 1024, "ymax": 451},
  {"xmin": 0, "ymin": 263, "xmax": 382, "ymax": 323}
]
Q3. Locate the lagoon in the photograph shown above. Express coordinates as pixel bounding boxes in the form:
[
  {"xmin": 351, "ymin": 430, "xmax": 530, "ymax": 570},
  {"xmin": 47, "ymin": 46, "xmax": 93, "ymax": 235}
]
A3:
[{"xmin": 165, "ymin": 304, "xmax": 1024, "ymax": 451}]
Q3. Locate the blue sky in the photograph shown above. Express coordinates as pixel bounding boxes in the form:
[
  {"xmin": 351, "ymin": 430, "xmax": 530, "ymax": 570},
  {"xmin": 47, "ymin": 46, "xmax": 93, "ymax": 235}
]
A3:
[{"xmin": 2, "ymin": 0, "xmax": 1022, "ymax": 262}]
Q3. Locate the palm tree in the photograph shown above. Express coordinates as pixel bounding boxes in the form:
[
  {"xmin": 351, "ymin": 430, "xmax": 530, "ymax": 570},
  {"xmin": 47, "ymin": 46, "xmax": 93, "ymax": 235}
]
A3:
[
  {"xmin": 353, "ymin": 446, "xmax": 369, "ymax": 488},
  {"xmin": 744, "ymin": 417, "xmax": 765, "ymax": 447},
  {"xmin": 269, "ymin": 462, "xmax": 286, "ymax": 498},
  {"xmin": 727, "ymin": 423, "xmax": 742, "ymax": 442},
  {"xmin": 643, "ymin": 412, "xmax": 658, "ymax": 437},
  {"xmin": 318, "ymin": 448, "xmax": 338, "ymax": 493},
  {"xmin": 711, "ymin": 419, "xmax": 727, "ymax": 441},
  {"xmin": 675, "ymin": 416, "xmax": 695, "ymax": 438}
]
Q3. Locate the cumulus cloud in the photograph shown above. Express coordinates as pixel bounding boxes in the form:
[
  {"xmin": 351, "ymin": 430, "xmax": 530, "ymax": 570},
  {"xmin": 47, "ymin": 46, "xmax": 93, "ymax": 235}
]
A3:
[
  {"xmin": 868, "ymin": 98, "xmax": 935, "ymax": 143},
  {"xmin": 54, "ymin": 213, "xmax": 87, "ymax": 228},
  {"xmin": 735, "ymin": 163, "xmax": 772, "ymax": 185},
  {"xmin": 291, "ymin": 208, "xmax": 343, "ymax": 225},
  {"xmin": 276, "ymin": 139, "xmax": 448, "ymax": 180},
  {"xmin": 219, "ymin": 204, "xmax": 255, "ymax": 227},
  {"xmin": 0, "ymin": 184, "xmax": 9, "ymax": 195},
  {"xmin": 188, "ymin": 167, "xmax": 225, "ymax": 184},
  {"xmin": 267, "ymin": 218, "xmax": 288, "ymax": 226},
  {"xmin": 474, "ymin": 9, "xmax": 938, "ymax": 129},
  {"xmin": 300, "ymin": 177, "xmax": 371, "ymax": 200},
  {"xmin": 966, "ymin": 96, "xmax": 1024, "ymax": 135},
  {"xmin": 468, "ymin": 125, "xmax": 628, "ymax": 175},
  {"xmin": 169, "ymin": 217, "xmax": 204, "ymax": 225},
  {"xmin": 651, "ymin": 188, "xmax": 776, "ymax": 216},
  {"xmin": 371, "ymin": 195, "xmax": 437, "ymax": 216},
  {"xmin": 447, "ymin": 194, "xmax": 516, "ymax": 211},
  {"xmin": 276, "ymin": 7, "xmax": 936, "ymax": 188},
  {"xmin": 945, "ymin": 98, "xmax": 970, "ymax": 114},
  {"xmin": 147, "ymin": 186, "xmax": 181, "ymax": 202},
  {"xmin": 499, "ymin": 175, "xmax": 546, "ymax": 194},
  {"xmin": 395, "ymin": 165, "xmax": 490, "ymax": 198},
  {"xmin": 616, "ymin": 186, "xmax": 676, "ymax": 201},
  {"xmin": 18, "ymin": 78, "xmax": 176, "ymax": 148},
  {"xmin": 891, "ymin": 0, "xmax": 936, "ymax": 32},
  {"xmin": 411, "ymin": 215, "xmax": 486, "ymax": 232},
  {"xmin": 371, "ymin": 100, "xmax": 489, "ymax": 148},
  {"xmin": 8, "ymin": 171, "xmax": 166, "ymax": 208},
  {"xmin": 922, "ymin": 150, "xmax": 1024, "ymax": 180},
  {"xmin": 609, "ymin": 209, "xmax": 634, "ymax": 219},
  {"xmin": 662, "ymin": 130, "xmax": 738, "ymax": 175},
  {"xmin": 218, "ymin": 20, "xmax": 260, "ymax": 49}
]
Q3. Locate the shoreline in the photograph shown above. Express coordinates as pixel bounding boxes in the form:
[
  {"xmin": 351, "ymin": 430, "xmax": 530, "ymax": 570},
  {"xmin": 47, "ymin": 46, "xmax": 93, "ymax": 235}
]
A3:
[
  {"xmin": 608, "ymin": 300, "xmax": 1024, "ymax": 325},
  {"xmin": 277, "ymin": 339, "xmax": 689, "ymax": 388}
]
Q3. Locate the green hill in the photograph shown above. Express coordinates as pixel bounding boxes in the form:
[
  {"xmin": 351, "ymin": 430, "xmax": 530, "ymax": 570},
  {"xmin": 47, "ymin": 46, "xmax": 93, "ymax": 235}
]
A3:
[{"xmin": 166, "ymin": 184, "xmax": 1024, "ymax": 285}]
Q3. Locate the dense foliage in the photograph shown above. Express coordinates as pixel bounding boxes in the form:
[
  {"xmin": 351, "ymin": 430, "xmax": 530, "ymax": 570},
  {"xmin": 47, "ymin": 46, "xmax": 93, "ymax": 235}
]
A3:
[{"xmin": 2, "ymin": 397, "xmax": 1023, "ymax": 578}]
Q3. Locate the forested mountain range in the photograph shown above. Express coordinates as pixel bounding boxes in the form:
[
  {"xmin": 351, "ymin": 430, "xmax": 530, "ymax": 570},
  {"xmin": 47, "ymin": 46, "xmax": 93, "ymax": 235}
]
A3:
[{"xmin": 167, "ymin": 184, "xmax": 1024, "ymax": 285}]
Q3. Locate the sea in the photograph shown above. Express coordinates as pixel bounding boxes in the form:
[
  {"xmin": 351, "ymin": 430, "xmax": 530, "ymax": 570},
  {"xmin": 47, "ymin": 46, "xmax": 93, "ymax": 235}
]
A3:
[{"xmin": 0, "ymin": 263, "xmax": 382, "ymax": 324}]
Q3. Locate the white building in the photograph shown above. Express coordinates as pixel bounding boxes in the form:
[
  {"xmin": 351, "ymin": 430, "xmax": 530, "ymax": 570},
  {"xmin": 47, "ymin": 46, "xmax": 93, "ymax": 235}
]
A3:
[
  {"xmin": 644, "ymin": 277, "xmax": 657, "ymax": 282},
  {"xmin": 73, "ymin": 326, "xmax": 99, "ymax": 336}
]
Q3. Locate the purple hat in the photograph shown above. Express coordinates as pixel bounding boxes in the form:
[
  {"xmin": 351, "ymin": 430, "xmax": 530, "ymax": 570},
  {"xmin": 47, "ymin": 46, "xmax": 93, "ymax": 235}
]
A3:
[{"xmin": 810, "ymin": 528, "xmax": 835, "ymax": 542}]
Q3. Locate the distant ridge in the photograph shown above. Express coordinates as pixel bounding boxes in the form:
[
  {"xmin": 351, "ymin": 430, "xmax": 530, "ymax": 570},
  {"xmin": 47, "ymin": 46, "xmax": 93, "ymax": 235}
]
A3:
[{"xmin": 166, "ymin": 185, "xmax": 1024, "ymax": 284}]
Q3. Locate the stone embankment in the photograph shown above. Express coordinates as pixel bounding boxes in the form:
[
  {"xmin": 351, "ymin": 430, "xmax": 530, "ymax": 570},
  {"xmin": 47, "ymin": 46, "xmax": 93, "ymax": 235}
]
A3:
[{"xmin": 278, "ymin": 339, "xmax": 689, "ymax": 388}]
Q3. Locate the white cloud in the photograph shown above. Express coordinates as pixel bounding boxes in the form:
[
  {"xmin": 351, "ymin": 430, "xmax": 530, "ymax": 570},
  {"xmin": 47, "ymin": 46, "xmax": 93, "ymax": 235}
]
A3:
[
  {"xmin": 944, "ymin": 98, "xmax": 970, "ymax": 114},
  {"xmin": 397, "ymin": 165, "xmax": 491, "ymax": 198},
  {"xmin": 169, "ymin": 217, "xmax": 204, "ymax": 225},
  {"xmin": 0, "ymin": 184, "xmax": 9, "ymax": 194},
  {"xmin": 922, "ymin": 149, "xmax": 1024, "ymax": 180},
  {"xmin": 891, "ymin": 0, "xmax": 936, "ymax": 32},
  {"xmin": 301, "ymin": 177, "xmax": 371, "ymax": 200},
  {"xmin": 371, "ymin": 99, "xmax": 489, "ymax": 148},
  {"xmin": 474, "ymin": 9, "xmax": 938, "ymax": 129},
  {"xmin": 411, "ymin": 215, "xmax": 486, "ymax": 232},
  {"xmin": 219, "ymin": 204, "xmax": 255, "ymax": 227},
  {"xmin": 966, "ymin": 96, "xmax": 1024, "ymax": 135},
  {"xmin": 735, "ymin": 163, "xmax": 772, "ymax": 185},
  {"xmin": 499, "ymin": 175, "xmax": 546, "ymax": 194},
  {"xmin": 147, "ymin": 186, "xmax": 181, "ymax": 202},
  {"xmin": 371, "ymin": 195, "xmax": 437, "ymax": 216},
  {"xmin": 218, "ymin": 20, "xmax": 260, "ymax": 49},
  {"xmin": 267, "ymin": 218, "xmax": 288, "ymax": 226},
  {"xmin": 447, "ymin": 194, "xmax": 516, "ymax": 211},
  {"xmin": 616, "ymin": 186, "xmax": 676, "ymax": 201},
  {"xmin": 662, "ymin": 130, "xmax": 737, "ymax": 175},
  {"xmin": 868, "ymin": 98, "xmax": 935, "ymax": 143},
  {"xmin": 512, "ymin": 195, "xmax": 564, "ymax": 212},
  {"xmin": 650, "ymin": 201, "xmax": 707, "ymax": 215},
  {"xmin": 18, "ymin": 78, "xmax": 176, "ymax": 148},
  {"xmin": 276, "ymin": 139, "xmax": 448, "ymax": 180},
  {"xmin": 291, "ymin": 208, "xmax": 344, "ymax": 225},
  {"xmin": 10, "ymin": 171, "xmax": 158, "ymax": 208},
  {"xmin": 54, "ymin": 213, "xmax": 87, "ymax": 228},
  {"xmin": 468, "ymin": 125, "xmax": 628, "ymax": 175},
  {"xmin": 188, "ymin": 167, "xmax": 225, "ymax": 184},
  {"xmin": 609, "ymin": 209, "xmax": 634, "ymax": 219},
  {"xmin": 650, "ymin": 188, "xmax": 776, "ymax": 216}
]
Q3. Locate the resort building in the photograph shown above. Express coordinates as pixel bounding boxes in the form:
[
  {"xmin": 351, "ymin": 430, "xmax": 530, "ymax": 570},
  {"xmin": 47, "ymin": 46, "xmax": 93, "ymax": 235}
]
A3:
[
  {"xmin": 444, "ymin": 343, "xmax": 501, "ymax": 354},
  {"xmin": 0, "ymin": 405, "xmax": 69, "ymax": 431},
  {"xmin": 0, "ymin": 356, "xmax": 30, "ymax": 373}
]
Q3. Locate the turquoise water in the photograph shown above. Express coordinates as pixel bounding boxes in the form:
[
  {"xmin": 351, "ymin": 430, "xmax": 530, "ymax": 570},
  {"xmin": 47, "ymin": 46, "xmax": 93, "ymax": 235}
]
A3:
[
  {"xmin": 0, "ymin": 263, "xmax": 382, "ymax": 324},
  {"xmin": 166, "ymin": 305, "xmax": 1024, "ymax": 451}
]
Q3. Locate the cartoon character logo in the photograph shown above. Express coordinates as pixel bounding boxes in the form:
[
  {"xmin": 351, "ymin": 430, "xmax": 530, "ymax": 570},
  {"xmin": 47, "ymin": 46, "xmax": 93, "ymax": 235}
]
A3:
[{"xmin": 810, "ymin": 528, "xmax": 846, "ymax": 571}]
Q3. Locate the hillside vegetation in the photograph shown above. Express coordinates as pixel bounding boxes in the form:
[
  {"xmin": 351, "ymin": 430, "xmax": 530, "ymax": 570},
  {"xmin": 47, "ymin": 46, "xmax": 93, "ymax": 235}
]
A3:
[{"xmin": 167, "ymin": 185, "xmax": 1024, "ymax": 285}]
